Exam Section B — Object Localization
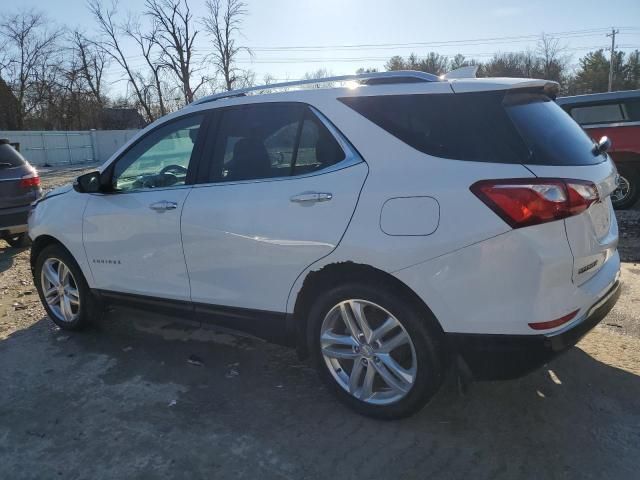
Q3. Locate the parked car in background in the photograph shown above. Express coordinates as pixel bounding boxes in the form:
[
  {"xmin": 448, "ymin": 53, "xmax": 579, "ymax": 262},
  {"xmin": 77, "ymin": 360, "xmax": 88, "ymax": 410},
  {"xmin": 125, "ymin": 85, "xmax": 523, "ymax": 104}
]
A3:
[
  {"xmin": 557, "ymin": 90, "xmax": 640, "ymax": 209},
  {"xmin": 0, "ymin": 139, "xmax": 42, "ymax": 247},
  {"xmin": 29, "ymin": 71, "xmax": 621, "ymax": 418}
]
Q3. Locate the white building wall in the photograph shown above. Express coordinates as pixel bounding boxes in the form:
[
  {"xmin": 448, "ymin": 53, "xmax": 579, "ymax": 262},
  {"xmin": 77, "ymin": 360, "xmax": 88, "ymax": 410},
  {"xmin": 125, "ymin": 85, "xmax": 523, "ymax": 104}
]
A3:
[{"xmin": 0, "ymin": 130, "xmax": 139, "ymax": 166}]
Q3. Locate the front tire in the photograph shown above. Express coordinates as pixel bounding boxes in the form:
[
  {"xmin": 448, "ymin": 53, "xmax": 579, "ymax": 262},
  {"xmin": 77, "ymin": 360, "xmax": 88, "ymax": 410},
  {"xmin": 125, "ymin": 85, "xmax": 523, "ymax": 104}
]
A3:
[
  {"xmin": 307, "ymin": 282, "xmax": 445, "ymax": 419},
  {"xmin": 34, "ymin": 244, "xmax": 101, "ymax": 330}
]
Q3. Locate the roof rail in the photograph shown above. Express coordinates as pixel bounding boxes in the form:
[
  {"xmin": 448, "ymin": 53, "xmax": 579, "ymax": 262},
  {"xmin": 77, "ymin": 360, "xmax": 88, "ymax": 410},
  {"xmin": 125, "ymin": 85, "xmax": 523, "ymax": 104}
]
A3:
[{"xmin": 191, "ymin": 70, "xmax": 440, "ymax": 106}]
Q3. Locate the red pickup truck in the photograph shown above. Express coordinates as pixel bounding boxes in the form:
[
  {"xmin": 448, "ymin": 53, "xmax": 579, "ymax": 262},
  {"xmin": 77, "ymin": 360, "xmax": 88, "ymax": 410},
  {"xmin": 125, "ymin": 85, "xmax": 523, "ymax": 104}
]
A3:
[{"xmin": 557, "ymin": 90, "xmax": 640, "ymax": 209}]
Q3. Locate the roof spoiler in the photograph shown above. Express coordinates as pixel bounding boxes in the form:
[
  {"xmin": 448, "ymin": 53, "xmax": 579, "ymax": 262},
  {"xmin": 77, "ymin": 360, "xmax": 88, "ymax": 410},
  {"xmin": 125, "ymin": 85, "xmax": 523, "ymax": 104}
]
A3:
[{"xmin": 442, "ymin": 66, "xmax": 479, "ymax": 80}]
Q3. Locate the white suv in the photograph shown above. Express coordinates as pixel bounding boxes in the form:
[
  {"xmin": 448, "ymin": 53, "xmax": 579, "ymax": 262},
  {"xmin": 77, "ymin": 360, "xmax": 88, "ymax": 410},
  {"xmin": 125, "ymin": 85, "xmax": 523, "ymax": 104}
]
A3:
[{"xmin": 29, "ymin": 71, "xmax": 621, "ymax": 418}]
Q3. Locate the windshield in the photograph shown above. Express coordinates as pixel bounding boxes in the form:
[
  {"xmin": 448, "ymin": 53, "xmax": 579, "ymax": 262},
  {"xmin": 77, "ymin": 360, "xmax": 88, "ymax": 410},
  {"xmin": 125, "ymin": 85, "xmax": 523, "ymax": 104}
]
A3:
[{"xmin": 504, "ymin": 92, "xmax": 604, "ymax": 166}]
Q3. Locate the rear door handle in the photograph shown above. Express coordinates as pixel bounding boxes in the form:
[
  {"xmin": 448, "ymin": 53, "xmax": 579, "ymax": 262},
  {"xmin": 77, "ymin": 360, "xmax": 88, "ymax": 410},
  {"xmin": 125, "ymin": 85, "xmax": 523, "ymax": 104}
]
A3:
[
  {"xmin": 290, "ymin": 192, "xmax": 333, "ymax": 204},
  {"xmin": 149, "ymin": 200, "xmax": 178, "ymax": 212}
]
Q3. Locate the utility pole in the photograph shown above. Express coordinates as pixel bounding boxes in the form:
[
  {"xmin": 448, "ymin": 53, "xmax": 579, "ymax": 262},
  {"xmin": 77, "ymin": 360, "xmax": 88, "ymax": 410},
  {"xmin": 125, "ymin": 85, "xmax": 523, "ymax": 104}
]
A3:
[{"xmin": 607, "ymin": 28, "xmax": 619, "ymax": 92}]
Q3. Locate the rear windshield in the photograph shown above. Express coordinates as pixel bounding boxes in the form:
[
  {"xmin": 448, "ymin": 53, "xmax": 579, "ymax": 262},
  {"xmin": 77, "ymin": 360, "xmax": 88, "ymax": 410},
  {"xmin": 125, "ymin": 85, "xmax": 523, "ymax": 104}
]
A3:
[
  {"xmin": 339, "ymin": 90, "xmax": 603, "ymax": 166},
  {"xmin": 0, "ymin": 143, "xmax": 27, "ymax": 168}
]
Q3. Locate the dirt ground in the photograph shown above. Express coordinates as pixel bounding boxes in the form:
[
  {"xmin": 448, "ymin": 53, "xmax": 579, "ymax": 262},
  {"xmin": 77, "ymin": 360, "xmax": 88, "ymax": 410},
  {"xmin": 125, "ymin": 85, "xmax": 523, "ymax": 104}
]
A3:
[{"xmin": 0, "ymin": 166, "xmax": 638, "ymax": 479}]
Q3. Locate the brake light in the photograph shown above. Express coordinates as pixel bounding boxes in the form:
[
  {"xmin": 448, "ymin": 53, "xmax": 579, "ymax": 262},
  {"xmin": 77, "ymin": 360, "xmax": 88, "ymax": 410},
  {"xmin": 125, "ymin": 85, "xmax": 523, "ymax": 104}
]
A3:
[
  {"xmin": 20, "ymin": 174, "xmax": 40, "ymax": 189},
  {"xmin": 528, "ymin": 309, "xmax": 579, "ymax": 330},
  {"xmin": 470, "ymin": 178, "xmax": 599, "ymax": 228}
]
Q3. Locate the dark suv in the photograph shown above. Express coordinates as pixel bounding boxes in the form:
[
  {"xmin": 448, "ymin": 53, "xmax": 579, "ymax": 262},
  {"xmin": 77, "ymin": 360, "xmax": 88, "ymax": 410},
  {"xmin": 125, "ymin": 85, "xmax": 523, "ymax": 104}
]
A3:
[{"xmin": 0, "ymin": 139, "xmax": 42, "ymax": 247}]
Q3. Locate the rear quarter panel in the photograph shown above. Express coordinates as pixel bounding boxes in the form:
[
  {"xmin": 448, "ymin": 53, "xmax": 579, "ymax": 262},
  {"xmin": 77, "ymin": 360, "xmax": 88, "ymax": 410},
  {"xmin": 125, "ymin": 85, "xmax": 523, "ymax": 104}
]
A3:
[{"xmin": 286, "ymin": 95, "xmax": 537, "ymax": 317}]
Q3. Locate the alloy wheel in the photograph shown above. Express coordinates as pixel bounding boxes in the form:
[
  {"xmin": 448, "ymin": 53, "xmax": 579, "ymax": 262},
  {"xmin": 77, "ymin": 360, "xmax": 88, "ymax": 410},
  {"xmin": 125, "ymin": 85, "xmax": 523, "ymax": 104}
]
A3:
[
  {"xmin": 320, "ymin": 299, "xmax": 417, "ymax": 405},
  {"xmin": 611, "ymin": 174, "xmax": 631, "ymax": 204},
  {"xmin": 40, "ymin": 258, "xmax": 81, "ymax": 323}
]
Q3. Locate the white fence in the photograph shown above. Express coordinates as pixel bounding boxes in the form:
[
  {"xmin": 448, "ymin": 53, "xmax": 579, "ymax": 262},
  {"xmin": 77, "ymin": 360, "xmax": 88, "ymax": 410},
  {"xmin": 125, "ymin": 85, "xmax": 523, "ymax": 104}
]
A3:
[{"xmin": 0, "ymin": 130, "xmax": 139, "ymax": 166}]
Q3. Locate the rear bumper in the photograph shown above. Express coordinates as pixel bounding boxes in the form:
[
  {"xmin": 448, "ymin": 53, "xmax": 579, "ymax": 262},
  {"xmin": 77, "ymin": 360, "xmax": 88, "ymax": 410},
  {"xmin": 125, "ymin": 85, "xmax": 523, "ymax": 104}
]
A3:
[
  {"xmin": 0, "ymin": 204, "xmax": 32, "ymax": 235},
  {"xmin": 448, "ymin": 279, "xmax": 622, "ymax": 380}
]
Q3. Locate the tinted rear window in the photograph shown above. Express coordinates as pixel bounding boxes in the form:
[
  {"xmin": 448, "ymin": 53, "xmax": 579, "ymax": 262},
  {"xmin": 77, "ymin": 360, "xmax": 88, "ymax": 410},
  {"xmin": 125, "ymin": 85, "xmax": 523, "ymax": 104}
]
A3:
[
  {"xmin": 0, "ymin": 143, "xmax": 27, "ymax": 168},
  {"xmin": 505, "ymin": 93, "xmax": 602, "ymax": 166},
  {"xmin": 339, "ymin": 91, "xmax": 602, "ymax": 166}
]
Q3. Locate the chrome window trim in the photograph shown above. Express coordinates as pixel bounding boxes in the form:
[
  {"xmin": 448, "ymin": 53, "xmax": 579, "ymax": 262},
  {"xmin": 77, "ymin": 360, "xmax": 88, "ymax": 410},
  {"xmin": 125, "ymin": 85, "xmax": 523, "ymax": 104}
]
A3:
[{"xmin": 89, "ymin": 184, "xmax": 193, "ymax": 196}]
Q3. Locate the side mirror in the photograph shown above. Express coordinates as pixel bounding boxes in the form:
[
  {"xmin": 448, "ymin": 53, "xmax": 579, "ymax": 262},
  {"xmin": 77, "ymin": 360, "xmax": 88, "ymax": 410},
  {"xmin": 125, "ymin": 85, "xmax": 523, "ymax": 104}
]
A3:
[
  {"xmin": 592, "ymin": 136, "xmax": 612, "ymax": 156},
  {"xmin": 74, "ymin": 171, "xmax": 102, "ymax": 193}
]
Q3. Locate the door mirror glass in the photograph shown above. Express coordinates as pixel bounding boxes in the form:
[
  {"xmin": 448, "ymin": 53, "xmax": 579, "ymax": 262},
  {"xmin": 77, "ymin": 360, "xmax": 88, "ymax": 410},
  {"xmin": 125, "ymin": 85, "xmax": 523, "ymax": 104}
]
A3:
[{"xmin": 74, "ymin": 171, "xmax": 102, "ymax": 193}]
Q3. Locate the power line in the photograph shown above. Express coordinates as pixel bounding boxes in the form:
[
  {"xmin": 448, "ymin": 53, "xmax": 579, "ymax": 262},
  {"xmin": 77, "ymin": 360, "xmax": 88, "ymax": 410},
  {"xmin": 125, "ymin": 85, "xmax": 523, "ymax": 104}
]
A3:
[
  {"xmin": 246, "ymin": 27, "xmax": 638, "ymax": 51},
  {"xmin": 112, "ymin": 28, "xmax": 640, "ymax": 65}
]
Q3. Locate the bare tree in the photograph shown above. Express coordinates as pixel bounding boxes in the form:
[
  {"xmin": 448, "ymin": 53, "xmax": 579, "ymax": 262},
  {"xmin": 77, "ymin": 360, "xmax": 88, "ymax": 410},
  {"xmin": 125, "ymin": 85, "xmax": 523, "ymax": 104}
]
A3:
[
  {"xmin": 202, "ymin": 0, "xmax": 248, "ymax": 91},
  {"xmin": 537, "ymin": 33, "xmax": 569, "ymax": 83},
  {"xmin": 70, "ymin": 30, "xmax": 108, "ymax": 107},
  {"xmin": 303, "ymin": 68, "xmax": 334, "ymax": 88},
  {"xmin": 123, "ymin": 16, "xmax": 167, "ymax": 116},
  {"xmin": 0, "ymin": 10, "xmax": 62, "ymax": 129},
  {"xmin": 144, "ymin": 0, "xmax": 204, "ymax": 104},
  {"xmin": 88, "ymin": 0, "xmax": 155, "ymax": 122}
]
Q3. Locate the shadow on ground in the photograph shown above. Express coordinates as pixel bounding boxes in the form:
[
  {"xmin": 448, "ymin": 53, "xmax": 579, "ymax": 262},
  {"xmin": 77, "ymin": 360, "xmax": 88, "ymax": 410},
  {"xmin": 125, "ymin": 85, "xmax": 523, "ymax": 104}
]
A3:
[
  {"xmin": 0, "ymin": 245, "xmax": 26, "ymax": 274},
  {"xmin": 0, "ymin": 310, "xmax": 638, "ymax": 480}
]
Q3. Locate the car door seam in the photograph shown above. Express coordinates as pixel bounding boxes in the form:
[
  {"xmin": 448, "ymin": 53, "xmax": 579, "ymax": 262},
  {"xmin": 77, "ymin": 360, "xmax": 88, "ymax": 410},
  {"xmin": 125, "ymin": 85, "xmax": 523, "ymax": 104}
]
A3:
[
  {"xmin": 80, "ymin": 195, "xmax": 97, "ymax": 285},
  {"xmin": 179, "ymin": 187, "xmax": 195, "ymax": 304}
]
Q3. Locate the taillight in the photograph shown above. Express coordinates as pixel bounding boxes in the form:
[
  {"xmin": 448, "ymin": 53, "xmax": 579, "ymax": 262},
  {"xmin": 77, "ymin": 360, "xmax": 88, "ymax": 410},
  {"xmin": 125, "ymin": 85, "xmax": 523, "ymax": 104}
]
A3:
[
  {"xmin": 20, "ymin": 173, "xmax": 40, "ymax": 189},
  {"xmin": 470, "ymin": 178, "xmax": 599, "ymax": 229},
  {"xmin": 528, "ymin": 309, "xmax": 579, "ymax": 330}
]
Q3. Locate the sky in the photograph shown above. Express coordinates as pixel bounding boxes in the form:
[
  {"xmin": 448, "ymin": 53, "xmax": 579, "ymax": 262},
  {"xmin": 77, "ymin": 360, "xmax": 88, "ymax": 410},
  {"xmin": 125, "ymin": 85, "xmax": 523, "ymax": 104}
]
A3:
[{"xmin": 12, "ymin": 0, "xmax": 640, "ymax": 95}]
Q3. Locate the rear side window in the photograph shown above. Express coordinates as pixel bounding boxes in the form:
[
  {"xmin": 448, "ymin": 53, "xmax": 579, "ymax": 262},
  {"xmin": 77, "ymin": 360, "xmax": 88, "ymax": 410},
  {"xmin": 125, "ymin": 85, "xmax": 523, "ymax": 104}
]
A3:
[
  {"xmin": 624, "ymin": 99, "xmax": 640, "ymax": 121},
  {"xmin": 295, "ymin": 111, "xmax": 345, "ymax": 175},
  {"xmin": 339, "ymin": 92, "xmax": 529, "ymax": 164},
  {"xmin": 209, "ymin": 103, "xmax": 345, "ymax": 182},
  {"xmin": 569, "ymin": 104, "xmax": 624, "ymax": 124},
  {"xmin": 0, "ymin": 143, "xmax": 27, "ymax": 168},
  {"xmin": 340, "ymin": 91, "xmax": 602, "ymax": 166}
]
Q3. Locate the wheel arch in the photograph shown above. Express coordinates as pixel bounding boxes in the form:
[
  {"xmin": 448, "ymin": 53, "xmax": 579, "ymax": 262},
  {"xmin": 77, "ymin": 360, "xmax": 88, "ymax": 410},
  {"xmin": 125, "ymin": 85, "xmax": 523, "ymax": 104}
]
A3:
[
  {"xmin": 291, "ymin": 261, "xmax": 444, "ymax": 358},
  {"xmin": 30, "ymin": 235, "xmax": 75, "ymax": 275}
]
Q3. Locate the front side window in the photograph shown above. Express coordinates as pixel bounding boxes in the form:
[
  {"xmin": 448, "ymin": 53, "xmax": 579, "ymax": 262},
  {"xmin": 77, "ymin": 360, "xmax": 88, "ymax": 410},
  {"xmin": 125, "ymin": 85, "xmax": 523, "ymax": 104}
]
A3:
[
  {"xmin": 112, "ymin": 114, "xmax": 203, "ymax": 192},
  {"xmin": 209, "ymin": 103, "xmax": 345, "ymax": 182}
]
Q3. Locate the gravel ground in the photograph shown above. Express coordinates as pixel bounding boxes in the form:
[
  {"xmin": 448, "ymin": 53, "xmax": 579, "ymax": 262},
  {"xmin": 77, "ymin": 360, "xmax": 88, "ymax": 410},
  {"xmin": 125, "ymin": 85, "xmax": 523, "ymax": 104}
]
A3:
[{"xmin": 0, "ymin": 167, "xmax": 638, "ymax": 480}]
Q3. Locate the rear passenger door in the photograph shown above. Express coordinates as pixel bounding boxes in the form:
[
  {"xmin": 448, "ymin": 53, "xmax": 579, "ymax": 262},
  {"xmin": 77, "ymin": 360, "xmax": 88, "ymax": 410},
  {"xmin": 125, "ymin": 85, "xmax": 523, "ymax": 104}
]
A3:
[{"xmin": 181, "ymin": 102, "xmax": 368, "ymax": 317}]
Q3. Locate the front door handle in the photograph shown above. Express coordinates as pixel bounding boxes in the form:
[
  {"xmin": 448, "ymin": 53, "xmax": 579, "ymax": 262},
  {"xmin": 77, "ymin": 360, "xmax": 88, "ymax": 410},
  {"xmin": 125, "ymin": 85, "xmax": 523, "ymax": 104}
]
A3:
[
  {"xmin": 290, "ymin": 192, "xmax": 333, "ymax": 204},
  {"xmin": 149, "ymin": 200, "xmax": 178, "ymax": 212}
]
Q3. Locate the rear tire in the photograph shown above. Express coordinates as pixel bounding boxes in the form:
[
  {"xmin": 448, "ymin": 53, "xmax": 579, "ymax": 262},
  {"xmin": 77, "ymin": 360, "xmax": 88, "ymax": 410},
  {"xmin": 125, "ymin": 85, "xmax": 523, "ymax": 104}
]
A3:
[
  {"xmin": 5, "ymin": 233, "xmax": 31, "ymax": 248},
  {"xmin": 307, "ymin": 282, "xmax": 446, "ymax": 419},
  {"xmin": 33, "ymin": 244, "xmax": 101, "ymax": 330},
  {"xmin": 612, "ymin": 165, "xmax": 639, "ymax": 210}
]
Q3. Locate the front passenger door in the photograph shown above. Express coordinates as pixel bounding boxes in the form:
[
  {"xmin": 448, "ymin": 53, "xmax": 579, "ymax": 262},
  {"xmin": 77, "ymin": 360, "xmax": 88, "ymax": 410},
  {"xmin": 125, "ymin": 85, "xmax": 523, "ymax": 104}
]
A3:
[{"xmin": 83, "ymin": 113, "xmax": 206, "ymax": 301}]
